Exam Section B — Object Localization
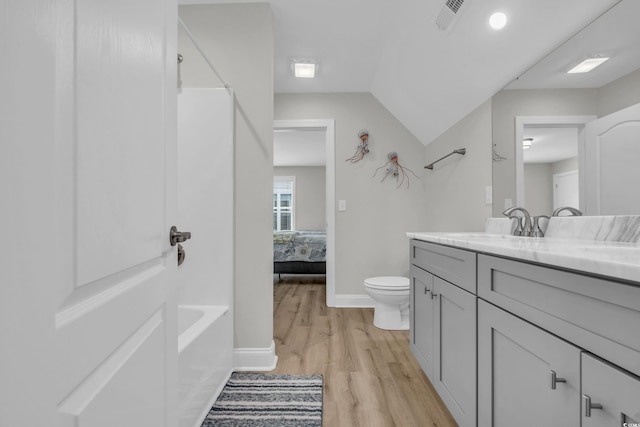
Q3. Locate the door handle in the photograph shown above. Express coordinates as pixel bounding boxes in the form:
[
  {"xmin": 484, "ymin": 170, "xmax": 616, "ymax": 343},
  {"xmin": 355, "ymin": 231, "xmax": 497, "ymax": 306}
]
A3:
[
  {"xmin": 583, "ymin": 394, "xmax": 603, "ymax": 417},
  {"xmin": 177, "ymin": 244, "xmax": 186, "ymax": 266},
  {"xmin": 550, "ymin": 370, "xmax": 566, "ymax": 389},
  {"xmin": 170, "ymin": 226, "xmax": 192, "ymax": 246}
]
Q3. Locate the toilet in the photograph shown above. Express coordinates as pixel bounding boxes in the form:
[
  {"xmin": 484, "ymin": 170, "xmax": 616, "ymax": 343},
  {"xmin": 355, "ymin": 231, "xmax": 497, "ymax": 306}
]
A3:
[{"xmin": 363, "ymin": 276, "xmax": 410, "ymax": 330}]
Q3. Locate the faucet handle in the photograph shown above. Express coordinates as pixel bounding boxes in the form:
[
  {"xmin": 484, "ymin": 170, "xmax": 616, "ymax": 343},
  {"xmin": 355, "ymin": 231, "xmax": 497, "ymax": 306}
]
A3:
[
  {"xmin": 552, "ymin": 206, "xmax": 582, "ymax": 217},
  {"xmin": 531, "ymin": 215, "xmax": 550, "ymax": 238}
]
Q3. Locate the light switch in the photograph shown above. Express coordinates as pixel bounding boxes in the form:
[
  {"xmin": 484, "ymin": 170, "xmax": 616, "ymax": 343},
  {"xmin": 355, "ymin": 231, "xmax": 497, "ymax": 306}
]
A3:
[
  {"xmin": 485, "ymin": 186, "xmax": 493, "ymax": 205},
  {"xmin": 338, "ymin": 200, "xmax": 347, "ymax": 211}
]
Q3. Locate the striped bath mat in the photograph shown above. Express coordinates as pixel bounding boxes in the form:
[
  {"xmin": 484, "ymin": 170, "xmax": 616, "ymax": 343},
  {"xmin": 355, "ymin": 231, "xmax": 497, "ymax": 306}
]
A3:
[{"xmin": 201, "ymin": 372, "xmax": 323, "ymax": 426}]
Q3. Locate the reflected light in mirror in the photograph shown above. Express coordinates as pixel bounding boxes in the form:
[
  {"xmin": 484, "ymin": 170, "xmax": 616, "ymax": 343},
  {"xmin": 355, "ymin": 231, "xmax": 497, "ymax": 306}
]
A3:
[
  {"xmin": 522, "ymin": 138, "xmax": 533, "ymax": 150},
  {"xmin": 567, "ymin": 57, "xmax": 610, "ymax": 73}
]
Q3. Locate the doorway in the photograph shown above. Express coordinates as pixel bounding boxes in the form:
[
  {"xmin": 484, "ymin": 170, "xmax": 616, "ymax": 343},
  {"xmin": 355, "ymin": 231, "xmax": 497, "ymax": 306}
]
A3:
[
  {"xmin": 273, "ymin": 119, "xmax": 336, "ymax": 307},
  {"xmin": 515, "ymin": 115, "xmax": 596, "ymax": 213}
]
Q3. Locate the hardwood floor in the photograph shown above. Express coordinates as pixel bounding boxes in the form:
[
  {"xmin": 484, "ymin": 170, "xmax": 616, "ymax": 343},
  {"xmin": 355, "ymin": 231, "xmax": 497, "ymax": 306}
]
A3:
[{"xmin": 270, "ymin": 281, "xmax": 457, "ymax": 427}]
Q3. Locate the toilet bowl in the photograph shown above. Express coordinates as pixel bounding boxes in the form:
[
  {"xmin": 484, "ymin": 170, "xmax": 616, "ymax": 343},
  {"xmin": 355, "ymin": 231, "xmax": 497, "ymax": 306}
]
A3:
[{"xmin": 363, "ymin": 276, "xmax": 410, "ymax": 330}]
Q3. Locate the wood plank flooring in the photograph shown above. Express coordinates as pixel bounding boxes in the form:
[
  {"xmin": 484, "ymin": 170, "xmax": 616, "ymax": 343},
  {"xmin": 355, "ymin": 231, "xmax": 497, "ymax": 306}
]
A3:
[{"xmin": 270, "ymin": 279, "xmax": 457, "ymax": 427}]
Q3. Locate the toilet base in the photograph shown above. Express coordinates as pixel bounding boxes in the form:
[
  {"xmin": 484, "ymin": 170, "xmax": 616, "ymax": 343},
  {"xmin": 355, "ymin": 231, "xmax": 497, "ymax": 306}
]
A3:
[{"xmin": 372, "ymin": 302, "xmax": 409, "ymax": 331}]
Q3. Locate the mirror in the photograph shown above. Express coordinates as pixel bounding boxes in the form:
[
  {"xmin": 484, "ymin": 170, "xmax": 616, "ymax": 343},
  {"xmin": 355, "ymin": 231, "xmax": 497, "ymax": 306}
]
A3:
[{"xmin": 491, "ymin": 0, "xmax": 640, "ymax": 217}]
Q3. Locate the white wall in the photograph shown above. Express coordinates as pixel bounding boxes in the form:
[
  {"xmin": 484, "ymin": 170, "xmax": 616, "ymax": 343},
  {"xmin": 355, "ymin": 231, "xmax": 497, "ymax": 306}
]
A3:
[
  {"xmin": 275, "ymin": 93, "xmax": 429, "ymax": 296},
  {"xmin": 274, "ymin": 166, "xmax": 325, "ymax": 231},
  {"xmin": 524, "ymin": 163, "xmax": 553, "ymax": 216},
  {"xmin": 598, "ymin": 68, "xmax": 640, "ymax": 117},
  {"xmin": 423, "ymin": 100, "xmax": 493, "ymax": 231},
  {"xmin": 179, "ymin": 4, "xmax": 274, "ymax": 350},
  {"xmin": 552, "ymin": 157, "xmax": 579, "ymax": 175}
]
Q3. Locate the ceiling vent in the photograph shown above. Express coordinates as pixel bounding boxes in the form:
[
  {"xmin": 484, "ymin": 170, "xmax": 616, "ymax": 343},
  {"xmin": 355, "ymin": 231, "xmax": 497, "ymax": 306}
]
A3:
[{"xmin": 436, "ymin": 0, "xmax": 468, "ymax": 32}]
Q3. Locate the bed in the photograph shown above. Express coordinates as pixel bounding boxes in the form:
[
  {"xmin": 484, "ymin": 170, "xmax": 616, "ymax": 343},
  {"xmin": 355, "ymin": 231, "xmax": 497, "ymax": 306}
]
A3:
[{"xmin": 273, "ymin": 230, "xmax": 326, "ymax": 276}]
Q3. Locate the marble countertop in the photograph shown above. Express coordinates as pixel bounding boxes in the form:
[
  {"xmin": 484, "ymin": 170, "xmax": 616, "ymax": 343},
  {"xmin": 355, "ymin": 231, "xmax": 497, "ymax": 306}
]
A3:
[{"xmin": 407, "ymin": 231, "xmax": 640, "ymax": 284}]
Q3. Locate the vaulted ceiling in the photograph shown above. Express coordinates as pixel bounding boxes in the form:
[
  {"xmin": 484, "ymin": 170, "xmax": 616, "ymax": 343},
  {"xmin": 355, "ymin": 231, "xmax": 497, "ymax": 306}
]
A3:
[{"xmin": 179, "ymin": 0, "xmax": 621, "ymax": 145}]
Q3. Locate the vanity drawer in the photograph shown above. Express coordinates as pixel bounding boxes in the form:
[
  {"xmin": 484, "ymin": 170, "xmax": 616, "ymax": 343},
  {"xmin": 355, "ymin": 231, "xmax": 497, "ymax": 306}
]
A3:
[
  {"xmin": 411, "ymin": 240, "xmax": 476, "ymax": 294},
  {"xmin": 478, "ymin": 254, "xmax": 640, "ymax": 378}
]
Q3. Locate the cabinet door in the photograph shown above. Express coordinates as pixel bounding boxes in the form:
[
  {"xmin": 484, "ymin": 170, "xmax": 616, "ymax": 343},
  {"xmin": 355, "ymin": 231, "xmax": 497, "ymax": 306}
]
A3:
[
  {"xmin": 434, "ymin": 277, "xmax": 477, "ymax": 427},
  {"xmin": 478, "ymin": 300, "xmax": 581, "ymax": 427},
  {"xmin": 582, "ymin": 353, "xmax": 640, "ymax": 426},
  {"xmin": 410, "ymin": 265, "xmax": 435, "ymax": 378}
]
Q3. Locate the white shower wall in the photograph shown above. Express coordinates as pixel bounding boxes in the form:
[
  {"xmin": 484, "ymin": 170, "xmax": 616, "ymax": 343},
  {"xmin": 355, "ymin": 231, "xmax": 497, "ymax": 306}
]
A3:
[
  {"xmin": 177, "ymin": 88, "xmax": 234, "ymax": 307},
  {"xmin": 177, "ymin": 88, "xmax": 234, "ymax": 427}
]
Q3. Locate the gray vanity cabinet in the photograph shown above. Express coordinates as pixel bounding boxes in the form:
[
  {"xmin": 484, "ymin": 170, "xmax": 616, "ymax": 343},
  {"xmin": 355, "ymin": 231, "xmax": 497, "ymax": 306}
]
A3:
[
  {"xmin": 410, "ymin": 240, "xmax": 477, "ymax": 427},
  {"xmin": 410, "ymin": 237, "xmax": 640, "ymax": 426},
  {"xmin": 478, "ymin": 300, "xmax": 581, "ymax": 427},
  {"xmin": 410, "ymin": 265, "xmax": 435, "ymax": 379},
  {"xmin": 581, "ymin": 354, "xmax": 640, "ymax": 426}
]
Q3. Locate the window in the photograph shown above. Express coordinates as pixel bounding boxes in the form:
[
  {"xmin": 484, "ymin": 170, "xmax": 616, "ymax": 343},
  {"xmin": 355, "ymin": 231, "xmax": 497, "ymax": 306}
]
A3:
[{"xmin": 274, "ymin": 176, "xmax": 295, "ymax": 231}]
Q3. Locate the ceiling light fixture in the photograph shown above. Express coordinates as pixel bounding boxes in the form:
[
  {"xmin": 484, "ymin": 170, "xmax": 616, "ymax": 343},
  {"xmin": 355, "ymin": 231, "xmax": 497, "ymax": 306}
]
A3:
[
  {"xmin": 523, "ymin": 138, "xmax": 533, "ymax": 150},
  {"xmin": 292, "ymin": 59, "xmax": 317, "ymax": 78},
  {"xmin": 567, "ymin": 57, "xmax": 610, "ymax": 74},
  {"xmin": 489, "ymin": 12, "xmax": 507, "ymax": 30}
]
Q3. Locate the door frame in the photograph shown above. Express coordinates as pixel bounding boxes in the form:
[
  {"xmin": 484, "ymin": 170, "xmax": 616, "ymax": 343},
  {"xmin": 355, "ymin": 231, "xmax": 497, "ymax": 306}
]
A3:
[{"xmin": 273, "ymin": 119, "xmax": 336, "ymax": 307}]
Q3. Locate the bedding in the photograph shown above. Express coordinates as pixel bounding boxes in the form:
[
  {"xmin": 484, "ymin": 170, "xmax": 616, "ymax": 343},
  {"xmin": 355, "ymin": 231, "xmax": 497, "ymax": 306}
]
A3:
[{"xmin": 274, "ymin": 231, "xmax": 326, "ymax": 275}]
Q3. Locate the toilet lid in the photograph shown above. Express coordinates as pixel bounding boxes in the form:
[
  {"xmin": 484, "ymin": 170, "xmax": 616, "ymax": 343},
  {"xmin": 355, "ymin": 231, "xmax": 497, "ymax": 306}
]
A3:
[{"xmin": 364, "ymin": 276, "xmax": 410, "ymax": 290}]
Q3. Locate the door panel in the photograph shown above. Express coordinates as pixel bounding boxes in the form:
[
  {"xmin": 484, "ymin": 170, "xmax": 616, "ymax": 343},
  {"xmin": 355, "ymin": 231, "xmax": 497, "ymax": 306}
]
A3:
[
  {"xmin": 54, "ymin": 0, "xmax": 177, "ymax": 423},
  {"xmin": 0, "ymin": 0, "xmax": 178, "ymax": 425},
  {"xmin": 434, "ymin": 278, "xmax": 476, "ymax": 427},
  {"xmin": 553, "ymin": 170, "xmax": 579, "ymax": 210},
  {"xmin": 584, "ymin": 102, "xmax": 640, "ymax": 215},
  {"xmin": 57, "ymin": 311, "xmax": 165, "ymax": 426},
  {"xmin": 55, "ymin": 263, "xmax": 167, "ymax": 399},
  {"xmin": 76, "ymin": 0, "xmax": 167, "ymax": 285},
  {"xmin": 478, "ymin": 300, "xmax": 581, "ymax": 427},
  {"xmin": 582, "ymin": 353, "xmax": 640, "ymax": 426},
  {"xmin": 410, "ymin": 266, "xmax": 435, "ymax": 379}
]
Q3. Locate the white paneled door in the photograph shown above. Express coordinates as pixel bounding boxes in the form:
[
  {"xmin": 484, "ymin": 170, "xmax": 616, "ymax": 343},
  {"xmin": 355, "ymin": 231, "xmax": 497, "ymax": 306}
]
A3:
[
  {"xmin": 584, "ymin": 102, "xmax": 640, "ymax": 215},
  {"xmin": 1, "ymin": 1, "xmax": 178, "ymax": 426}
]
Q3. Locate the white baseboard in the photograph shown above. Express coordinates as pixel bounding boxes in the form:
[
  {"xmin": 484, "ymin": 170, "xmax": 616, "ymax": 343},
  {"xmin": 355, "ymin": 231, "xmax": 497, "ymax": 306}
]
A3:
[
  {"xmin": 334, "ymin": 294, "xmax": 375, "ymax": 308},
  {"xmin": 233, "ymin": 340, "xmax": 278, "ymax": 371}
]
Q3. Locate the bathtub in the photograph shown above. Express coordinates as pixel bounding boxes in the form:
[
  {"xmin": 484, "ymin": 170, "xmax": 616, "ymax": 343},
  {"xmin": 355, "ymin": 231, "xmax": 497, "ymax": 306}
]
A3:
[{"xmin": 178, "ymin": 305, "xmax": 233, "ymax": 427}]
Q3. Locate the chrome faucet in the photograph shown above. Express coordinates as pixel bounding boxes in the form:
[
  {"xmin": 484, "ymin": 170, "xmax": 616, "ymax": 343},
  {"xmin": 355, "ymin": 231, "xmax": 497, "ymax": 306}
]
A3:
[
  {"xmin": 552, "ymin": 206, "xmax": 583, "ymax": 216},
  {"xmin": 531, "ymin": 215, "xmax": 550, "ymax": 238},
  {"xmin": 503, "ymin": 207, "xmax": 532, "ymax": 236}
]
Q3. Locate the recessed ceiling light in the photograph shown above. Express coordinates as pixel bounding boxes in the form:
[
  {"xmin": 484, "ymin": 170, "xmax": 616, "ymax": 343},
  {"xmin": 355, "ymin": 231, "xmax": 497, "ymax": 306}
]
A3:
[
  {"xmin": 489, "ymin": 12, "xmax": 507, "ymax": 30},
  {"xmin": 567, "ymin": 57, "xmax": 609, "ymax": 74},
  {"xmin": 292, "ymin": 59, "xmax": 316, "ymax": 78}
]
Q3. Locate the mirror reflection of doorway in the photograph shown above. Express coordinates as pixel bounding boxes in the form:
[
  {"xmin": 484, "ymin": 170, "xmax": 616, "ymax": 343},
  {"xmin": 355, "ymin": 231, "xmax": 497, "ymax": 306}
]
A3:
[{"xmin": 522, "ymin": 125, "xmax": 579, "ymax": 215}]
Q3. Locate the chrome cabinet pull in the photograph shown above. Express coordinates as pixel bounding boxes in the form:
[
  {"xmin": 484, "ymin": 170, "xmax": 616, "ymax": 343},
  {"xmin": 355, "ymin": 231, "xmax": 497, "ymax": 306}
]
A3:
[
  {"xmin": 550, "ymin": 370, "xmax": 566, "ymax": 390},
  {"xmin": 170, "ymin": 226, "xmax": 192, "ymax": 246},
  {"xmin": 583, "ymin": 394, "xmax": 603, "ymax": 417}
]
